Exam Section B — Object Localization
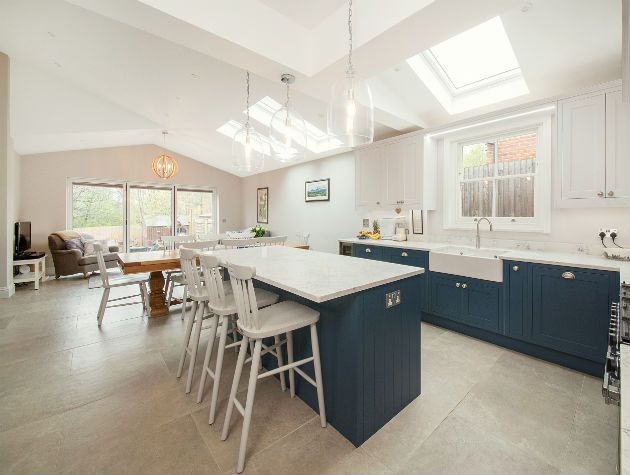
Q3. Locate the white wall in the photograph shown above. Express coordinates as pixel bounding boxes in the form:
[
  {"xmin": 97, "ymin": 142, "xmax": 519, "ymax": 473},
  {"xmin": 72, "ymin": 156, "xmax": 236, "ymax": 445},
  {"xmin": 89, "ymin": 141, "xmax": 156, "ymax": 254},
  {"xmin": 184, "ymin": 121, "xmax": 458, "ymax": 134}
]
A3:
[
  {"xmin": 242, "ymin": 147, "xmax": 630, "ymax": 256},
  {"xmin": 19, "ymin": 144, "xmax": 243, "ymax": 272},
  {"xmin": 0, "ymin": 52, "xmax": 13, "ymax": 297}
]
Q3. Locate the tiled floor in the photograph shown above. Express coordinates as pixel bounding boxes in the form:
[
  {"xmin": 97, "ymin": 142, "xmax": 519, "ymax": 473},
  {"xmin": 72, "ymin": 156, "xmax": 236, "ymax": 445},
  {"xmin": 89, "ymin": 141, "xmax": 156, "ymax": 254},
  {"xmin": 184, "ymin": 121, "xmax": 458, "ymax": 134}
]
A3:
[{"xmin": 0, "ymin": 275, "xmax": 619, "ymax": 474}]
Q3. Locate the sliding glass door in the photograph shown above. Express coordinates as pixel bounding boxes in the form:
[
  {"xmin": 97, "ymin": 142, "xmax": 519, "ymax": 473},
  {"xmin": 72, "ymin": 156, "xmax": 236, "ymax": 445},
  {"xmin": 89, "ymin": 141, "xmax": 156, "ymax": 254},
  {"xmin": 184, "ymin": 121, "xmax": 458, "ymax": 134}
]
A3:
[
  {"xmin": 68, "ymin": 180, "xmax": 216, "ymax": 252},
  {"xmin": 70, "ymin": 182, "xmax": 125, "ymax": 248},
  {"xmin": 128, "ymin": 185, "xmax": 173, "ymax": 251},
  {"xmin": 176, "ymin": 188, "xmax": 215, "ymax": 238}
]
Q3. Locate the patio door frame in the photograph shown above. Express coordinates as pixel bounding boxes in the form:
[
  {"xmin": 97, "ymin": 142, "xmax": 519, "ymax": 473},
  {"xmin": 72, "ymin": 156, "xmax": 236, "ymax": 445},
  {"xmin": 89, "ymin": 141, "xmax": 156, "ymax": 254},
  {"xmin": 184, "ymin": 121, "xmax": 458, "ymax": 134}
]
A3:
[{"xmin": 67, "ymin": 177, "xmax": 218, "ymax": 252}]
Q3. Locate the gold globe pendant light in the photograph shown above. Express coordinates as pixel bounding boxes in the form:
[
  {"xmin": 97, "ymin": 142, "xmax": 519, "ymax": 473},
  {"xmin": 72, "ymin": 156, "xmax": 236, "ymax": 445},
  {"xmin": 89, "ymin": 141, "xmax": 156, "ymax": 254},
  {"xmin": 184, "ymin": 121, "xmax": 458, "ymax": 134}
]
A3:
[
  {"xmin": 269, "ymin": 73, "xmax": 307, "ymax": 162},
  {"xmin": 233, "ymin": 71, "xmax": 265, "ymax": 173},
  {"xmin": 152, "ymin": 131, "xmax": 179, "ymax": 179},
  {"xmin": 327, "ymin": 0, "xmax": 374, "ymax": 148}
]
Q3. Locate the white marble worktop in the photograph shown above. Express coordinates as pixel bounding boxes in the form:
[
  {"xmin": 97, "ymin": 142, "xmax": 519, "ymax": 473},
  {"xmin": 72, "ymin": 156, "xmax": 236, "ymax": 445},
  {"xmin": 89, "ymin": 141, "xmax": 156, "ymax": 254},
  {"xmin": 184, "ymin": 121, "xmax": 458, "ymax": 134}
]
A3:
[
  {"xmin": 339, "ymin": 238, "xmax": 630, "ymax": 280},
  {"xmin": 206, "ymin": 246, "xmax": 424, "ymax": 303},
  {"xmin": 621, "ymin": 344, "xmax": 630, "ymax": 475}
]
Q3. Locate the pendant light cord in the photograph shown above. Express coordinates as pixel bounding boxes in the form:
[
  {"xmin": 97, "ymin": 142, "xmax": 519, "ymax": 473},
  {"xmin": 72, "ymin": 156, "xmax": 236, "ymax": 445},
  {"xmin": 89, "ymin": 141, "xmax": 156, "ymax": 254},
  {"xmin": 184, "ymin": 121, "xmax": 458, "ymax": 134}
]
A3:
[
  {"xmin": 245, "ymin": 71, "xmax": 251, "ymax": 129},
  {"xmin": 285, "ymin": 80, "xmax": 291, "ymax": 124},
  {"xmin": 346, "ymin": 0, "xmax": 354, "ymax": 76}
]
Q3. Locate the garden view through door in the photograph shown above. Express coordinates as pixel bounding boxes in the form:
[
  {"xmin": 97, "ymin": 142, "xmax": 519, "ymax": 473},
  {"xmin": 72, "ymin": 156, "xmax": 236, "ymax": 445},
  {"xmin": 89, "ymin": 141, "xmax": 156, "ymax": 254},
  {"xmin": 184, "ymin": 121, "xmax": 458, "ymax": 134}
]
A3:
[
  {"xmin": 176, "ymin": 188, "xmax": 214, "ymax": 238},
  {"xmin": 128, "ymin": 185, "xmax": 173, "ymax": 251}
]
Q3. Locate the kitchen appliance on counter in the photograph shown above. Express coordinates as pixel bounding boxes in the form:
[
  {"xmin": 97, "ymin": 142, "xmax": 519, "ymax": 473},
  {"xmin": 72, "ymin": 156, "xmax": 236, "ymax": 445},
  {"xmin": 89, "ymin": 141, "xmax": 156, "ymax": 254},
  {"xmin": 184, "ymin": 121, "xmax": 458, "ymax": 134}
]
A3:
[
  {"xmin": 380, "ymin": 217, "xmax": 405, "ymax": 240},
  {"xmin": 603, "ymin": 283, "xmax": 629, "ymax": 405}
]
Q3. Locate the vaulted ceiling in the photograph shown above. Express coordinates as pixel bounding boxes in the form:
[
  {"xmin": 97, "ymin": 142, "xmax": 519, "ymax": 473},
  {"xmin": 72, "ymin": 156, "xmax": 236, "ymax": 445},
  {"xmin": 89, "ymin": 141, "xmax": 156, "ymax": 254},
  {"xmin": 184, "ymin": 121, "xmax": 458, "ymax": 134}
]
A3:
[{"xmin": 0, "ymin": 0, "xmax": 622, "ymax": 176}]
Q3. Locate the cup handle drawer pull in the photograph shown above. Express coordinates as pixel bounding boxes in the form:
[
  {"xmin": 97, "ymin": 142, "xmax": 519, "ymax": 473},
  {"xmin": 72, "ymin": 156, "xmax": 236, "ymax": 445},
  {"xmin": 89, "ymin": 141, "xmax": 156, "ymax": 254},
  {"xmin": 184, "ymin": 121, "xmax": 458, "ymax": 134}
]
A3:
[
  {"xmin": 562, "ymin": 272, "xmax": 575, "ymax": 280},
  {"xmin": 365, "ymin": 248, "xmax": 371, "ymax": 253},
  {"xmin": 401, "ymin": 252, "xmax": 408, "ymax": 257}
]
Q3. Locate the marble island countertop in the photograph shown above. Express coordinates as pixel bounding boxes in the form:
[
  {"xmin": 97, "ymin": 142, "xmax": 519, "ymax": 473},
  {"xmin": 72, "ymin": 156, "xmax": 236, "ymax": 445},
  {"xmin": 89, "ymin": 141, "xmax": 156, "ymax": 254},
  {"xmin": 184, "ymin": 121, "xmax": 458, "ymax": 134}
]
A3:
[
  {"xmin": 339, "ymin": 238, "xmax": 630, "ymax": 280},
  {"xmin": 208, "ymin": 246, "xmax": 424, "ymax": 303}
]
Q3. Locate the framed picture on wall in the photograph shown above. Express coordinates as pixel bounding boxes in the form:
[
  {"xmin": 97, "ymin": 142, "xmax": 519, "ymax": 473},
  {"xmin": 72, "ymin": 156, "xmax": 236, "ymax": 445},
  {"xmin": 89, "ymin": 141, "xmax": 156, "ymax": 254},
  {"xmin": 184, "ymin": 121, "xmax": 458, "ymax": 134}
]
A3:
[
  {"xmin": 411, "ymin": 209, "xmax": 423, "ymax": 234},
  {"xmin": 257, "ymin": 187, "xmax": 268, "ymax": 223},
  {"xmin": 305, "ymin": 178, "xmax": 330, "ymax": 202}
]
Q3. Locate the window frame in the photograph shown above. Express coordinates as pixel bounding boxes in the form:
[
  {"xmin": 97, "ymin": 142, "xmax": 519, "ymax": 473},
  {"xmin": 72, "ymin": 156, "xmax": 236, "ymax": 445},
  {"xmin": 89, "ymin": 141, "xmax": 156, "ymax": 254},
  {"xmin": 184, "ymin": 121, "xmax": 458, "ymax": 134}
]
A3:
[
  {"xmin": 442, "ymin": 112, "xmax": 552, "ymax": 233},
  {"xmin": 66, "ymin": 177, "xmax": 218, "ymax": 252}
]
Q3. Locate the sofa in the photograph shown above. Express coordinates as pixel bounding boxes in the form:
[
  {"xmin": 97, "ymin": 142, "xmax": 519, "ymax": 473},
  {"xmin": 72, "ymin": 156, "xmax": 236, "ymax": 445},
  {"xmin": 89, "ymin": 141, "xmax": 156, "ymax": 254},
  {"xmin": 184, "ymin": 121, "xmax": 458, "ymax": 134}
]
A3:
[{"xmin": 48, "ymin": 231, "xmax": 120, "ymax": 278}]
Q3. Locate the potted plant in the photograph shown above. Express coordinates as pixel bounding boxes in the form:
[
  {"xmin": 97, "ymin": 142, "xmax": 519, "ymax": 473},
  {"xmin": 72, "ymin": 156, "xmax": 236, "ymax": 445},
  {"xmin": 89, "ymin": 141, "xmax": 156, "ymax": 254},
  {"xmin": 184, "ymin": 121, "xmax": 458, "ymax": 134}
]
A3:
[{"xmin": 250, "ymin": 225, "xmax": 267, "ymax": 238}]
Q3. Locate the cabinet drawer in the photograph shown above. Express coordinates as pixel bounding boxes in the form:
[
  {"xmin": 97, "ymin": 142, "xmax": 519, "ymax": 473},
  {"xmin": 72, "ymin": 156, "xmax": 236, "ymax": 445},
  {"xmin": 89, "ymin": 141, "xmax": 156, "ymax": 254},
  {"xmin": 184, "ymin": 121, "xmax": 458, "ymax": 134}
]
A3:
[
  {"xmin": 352, "ymin": 243, "xmax": 385, "ymax": 260},
  {"xmin": 389, "ymin": 248, "xmax": 429, "ymax": 312},
  {"xmin": 531, "ymin": 264, "xmax": 614, "ymax": 361}
]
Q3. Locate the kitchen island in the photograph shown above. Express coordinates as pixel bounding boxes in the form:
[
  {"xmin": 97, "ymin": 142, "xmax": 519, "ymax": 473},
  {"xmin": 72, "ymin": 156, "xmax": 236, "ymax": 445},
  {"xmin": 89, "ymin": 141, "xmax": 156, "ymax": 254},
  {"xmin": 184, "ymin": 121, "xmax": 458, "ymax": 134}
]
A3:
[{"xmin": 209, "ymin": 246, "xmax": 425, "ymax": 446}]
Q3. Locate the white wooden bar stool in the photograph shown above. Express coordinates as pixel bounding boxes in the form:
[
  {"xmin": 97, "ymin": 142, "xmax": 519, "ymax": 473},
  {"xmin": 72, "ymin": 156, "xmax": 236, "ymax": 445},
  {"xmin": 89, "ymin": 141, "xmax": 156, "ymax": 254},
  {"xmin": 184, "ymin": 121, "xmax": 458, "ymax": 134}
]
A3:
[
  {"xmin": 196, "ymin": 254, "xmax": 285, "ymax": 424},
  {"xmin": 176, "ymin": 249, "xmax": 279, "ymax": 395},
  {"xmin": 221, "ymin": 262, "xmax": 327, "ymax": 474},
  {"xmin": 94, "ymin": 243, "xmax": 150, "ymax": 327},
  {"xmin": 162, "ymin": 235, "xmax": 193, "ymax": 306},
  {"xmin": 166, "ymin": 240, "xmax": 219, "ymax": 321},
  {"xmin": 255, "ymin": 236, "xmax": 287, "ymax": 246}
]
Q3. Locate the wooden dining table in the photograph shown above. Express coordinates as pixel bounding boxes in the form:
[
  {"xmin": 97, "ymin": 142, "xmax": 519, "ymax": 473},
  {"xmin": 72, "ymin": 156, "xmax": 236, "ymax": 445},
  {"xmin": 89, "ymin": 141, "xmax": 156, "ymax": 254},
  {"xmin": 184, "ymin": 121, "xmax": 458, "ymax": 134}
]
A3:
[{"xmin": 117, "ymin": 244, "xmax": 310, "ymax": 317}]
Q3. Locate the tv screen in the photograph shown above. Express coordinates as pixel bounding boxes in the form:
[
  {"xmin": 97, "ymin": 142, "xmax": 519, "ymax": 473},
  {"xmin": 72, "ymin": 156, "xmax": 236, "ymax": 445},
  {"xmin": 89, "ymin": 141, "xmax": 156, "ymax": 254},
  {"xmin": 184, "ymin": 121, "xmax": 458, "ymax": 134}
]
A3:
[{"xmin": 14, "ymin": 221, "xmax": 31, "ymax": 255}]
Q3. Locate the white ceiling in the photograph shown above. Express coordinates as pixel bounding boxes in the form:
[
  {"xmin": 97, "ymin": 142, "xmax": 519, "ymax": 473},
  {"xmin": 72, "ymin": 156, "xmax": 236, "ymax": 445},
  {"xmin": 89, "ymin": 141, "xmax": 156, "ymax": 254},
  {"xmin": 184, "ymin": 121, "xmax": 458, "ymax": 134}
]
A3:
[
  {"xmin": 0, "ymin": 0, "xmax": 623, "ymax": 177},
  {"xmin": 259, "ymin": 0, "xmax": 347, "ymax": 30}
]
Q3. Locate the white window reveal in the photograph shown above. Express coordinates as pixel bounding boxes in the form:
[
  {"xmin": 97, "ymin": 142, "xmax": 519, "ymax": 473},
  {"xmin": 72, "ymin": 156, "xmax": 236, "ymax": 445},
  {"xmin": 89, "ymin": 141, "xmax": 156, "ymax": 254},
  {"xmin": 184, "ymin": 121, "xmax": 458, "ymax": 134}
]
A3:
[{"xmin": 442, "ymin": 111, "xmax": 552, "ymax": 233}]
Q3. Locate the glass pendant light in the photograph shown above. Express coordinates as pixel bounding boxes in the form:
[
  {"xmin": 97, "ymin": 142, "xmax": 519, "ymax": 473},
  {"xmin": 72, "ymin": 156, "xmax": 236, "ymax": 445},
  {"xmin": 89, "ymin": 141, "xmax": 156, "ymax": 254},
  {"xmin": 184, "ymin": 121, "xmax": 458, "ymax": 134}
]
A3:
[
  {"xmin": 233, "ymin": 71, "xmax": 265, "ymax": 173},
  {"xmin": 269, "ymin": 73, "xmax": 307, "ymax": 162},
  {"xmin": 327, "ymin": 0, "xmax": 374, "ymax": 148},
  {"xmin": 151, "ymin": 131, "xmax": 179, "ymax": 179}
]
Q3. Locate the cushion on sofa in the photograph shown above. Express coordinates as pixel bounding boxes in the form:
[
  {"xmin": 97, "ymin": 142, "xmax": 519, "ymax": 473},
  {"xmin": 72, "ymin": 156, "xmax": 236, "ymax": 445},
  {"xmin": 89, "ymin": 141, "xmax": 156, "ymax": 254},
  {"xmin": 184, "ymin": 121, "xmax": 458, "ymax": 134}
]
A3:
[
  {"xmin": 78, "ymin": 253, "xmax": 119, "ymax": 266},
  {"xmin": 65, "ymin": 238, "xmax": 85, "ymax": 253}
]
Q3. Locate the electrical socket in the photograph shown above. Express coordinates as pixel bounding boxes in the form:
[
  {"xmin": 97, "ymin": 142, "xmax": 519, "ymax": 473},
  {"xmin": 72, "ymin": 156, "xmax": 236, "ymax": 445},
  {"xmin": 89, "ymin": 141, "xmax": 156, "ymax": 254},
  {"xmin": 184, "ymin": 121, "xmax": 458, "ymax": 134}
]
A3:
[{"xmin": 599, "ymin": 228, "xmax": 618, "ymax": 237}]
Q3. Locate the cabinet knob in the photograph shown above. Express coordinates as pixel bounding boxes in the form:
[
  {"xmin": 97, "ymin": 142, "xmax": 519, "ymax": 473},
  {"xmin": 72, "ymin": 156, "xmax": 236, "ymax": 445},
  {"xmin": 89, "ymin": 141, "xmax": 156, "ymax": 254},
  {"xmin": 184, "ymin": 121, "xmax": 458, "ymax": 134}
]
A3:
[
  {"xmin": 456, "ymin": 282, "xmax": 461, "ymax": 288},
  {"xmin": 561, "ymin": 271, "xmax": 575, "ymax": 280},
  {"xmin": 608, "ymin": 190, "xmax": 615, "ymax": 197},
  {"xmin": 401, "ymin": 252, "xmax": 408, "ymax": 257},
  {"xmin": 462, "ymin": 283, "xmax": 468, "ymax": 289},
  {"xmin": 365, "ymin": 248, "xmax": 372, "ymax": 253},
  {"xmin": 512, "ymin": 265, "xmax": 519, "ymax": 272},
  {"xmin": 376, "ymin": 201, "xmax": 380, "ymax": 205},
  {"xmin": 597, "ymin": 191, "xmax": 604, "ymax": 197}
]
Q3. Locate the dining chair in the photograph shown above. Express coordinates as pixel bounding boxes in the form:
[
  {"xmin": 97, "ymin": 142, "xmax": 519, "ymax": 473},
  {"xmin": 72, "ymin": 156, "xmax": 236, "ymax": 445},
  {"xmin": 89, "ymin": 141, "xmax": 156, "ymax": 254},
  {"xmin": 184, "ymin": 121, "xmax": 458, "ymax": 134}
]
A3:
[
  {"xmin": 255, "ymin": 236, "xmax": 287, "ymax": 246},
  {"xmin": 221, "ymin": 262, "xmax": 327, "ymax": 473},
  {"xmin": 167, "ymin": 240, "xmax": 220, "ymax": 321},
  {"xmin": 94, "ymin": 243, "xmax": 150, "ymax": 327},
  {"xmin": 222, "ymin": 238, "xmax": 258, "ymax": 249},
  {"xmin": 176, "ymin": 249, "xmax": 279, "ymax": 395}
]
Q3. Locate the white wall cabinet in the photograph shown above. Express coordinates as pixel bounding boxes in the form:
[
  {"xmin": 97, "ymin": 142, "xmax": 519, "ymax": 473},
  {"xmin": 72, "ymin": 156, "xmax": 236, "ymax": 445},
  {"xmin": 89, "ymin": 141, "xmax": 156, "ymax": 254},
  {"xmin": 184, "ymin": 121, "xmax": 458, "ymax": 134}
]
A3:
[
  {"xmin": 557, "ymin": 89, "xmax": 630, "ymax": 207},
  {"xmin": 355, "ymin": 135, "xmax": 435, "ymax": 209}
]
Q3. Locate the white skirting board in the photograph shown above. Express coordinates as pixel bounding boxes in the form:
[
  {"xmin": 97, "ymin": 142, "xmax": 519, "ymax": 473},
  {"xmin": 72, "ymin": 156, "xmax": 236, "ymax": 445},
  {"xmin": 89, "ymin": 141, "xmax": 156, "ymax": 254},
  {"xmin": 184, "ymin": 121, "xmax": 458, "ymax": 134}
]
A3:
[{"xmin": 0, "ymin": 284, "xmax": 16, "ymax": 298}]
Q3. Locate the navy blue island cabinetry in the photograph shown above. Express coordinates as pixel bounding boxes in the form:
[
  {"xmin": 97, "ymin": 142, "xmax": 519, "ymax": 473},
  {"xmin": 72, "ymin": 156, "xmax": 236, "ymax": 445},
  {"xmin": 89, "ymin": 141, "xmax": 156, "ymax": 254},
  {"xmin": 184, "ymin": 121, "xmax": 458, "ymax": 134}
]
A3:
[{"xmin": 217, "ymin": 246, "xmax": 424, "ymax": 448}]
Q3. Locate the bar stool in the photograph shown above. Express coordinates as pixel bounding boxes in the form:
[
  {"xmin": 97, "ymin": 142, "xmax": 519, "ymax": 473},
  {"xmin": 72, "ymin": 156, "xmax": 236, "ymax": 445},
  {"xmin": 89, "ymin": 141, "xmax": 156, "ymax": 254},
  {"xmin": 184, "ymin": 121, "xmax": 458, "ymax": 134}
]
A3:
[
  {"xmin": 195, "ymin": 254, "xmax": 287, "ymax": 424},
  {"xmin": 176, "ymin": 249, "xmax": 279, "ymax": 394},
  {"xmin": 221, "ymin": 262, "xmax": 327, "ymax": 474},
  {"xmin": 166, "ymin": 240, "xmax": 219, "ymax": 321}
]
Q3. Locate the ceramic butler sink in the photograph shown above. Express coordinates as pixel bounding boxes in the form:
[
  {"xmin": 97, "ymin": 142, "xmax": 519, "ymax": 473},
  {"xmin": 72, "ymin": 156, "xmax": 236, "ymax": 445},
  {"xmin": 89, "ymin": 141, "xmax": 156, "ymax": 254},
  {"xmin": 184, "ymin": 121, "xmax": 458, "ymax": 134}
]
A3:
[{"xmin": 429, "ymin": 246, "xmax": 507, "ymax": 282}]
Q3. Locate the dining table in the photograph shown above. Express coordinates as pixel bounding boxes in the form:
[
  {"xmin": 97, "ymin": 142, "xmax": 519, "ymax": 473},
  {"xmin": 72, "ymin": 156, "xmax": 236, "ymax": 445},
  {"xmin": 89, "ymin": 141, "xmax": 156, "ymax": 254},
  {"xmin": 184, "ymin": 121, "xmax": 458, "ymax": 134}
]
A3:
[{"xmin": 117, "ymin": 244, "xmax": 310, "ymax": 317}]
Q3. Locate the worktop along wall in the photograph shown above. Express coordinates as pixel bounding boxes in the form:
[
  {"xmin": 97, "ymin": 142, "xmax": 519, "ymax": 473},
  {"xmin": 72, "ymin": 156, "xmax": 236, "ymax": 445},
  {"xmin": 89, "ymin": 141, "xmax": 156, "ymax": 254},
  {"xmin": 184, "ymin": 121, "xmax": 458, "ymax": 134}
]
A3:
[
  {"xmin": 19, "ymin": 144, "xmax": 243, "ymax": 273},
  {"xmin": 242, "ymin": 146, "xmax": 630, "ymax": 255}
]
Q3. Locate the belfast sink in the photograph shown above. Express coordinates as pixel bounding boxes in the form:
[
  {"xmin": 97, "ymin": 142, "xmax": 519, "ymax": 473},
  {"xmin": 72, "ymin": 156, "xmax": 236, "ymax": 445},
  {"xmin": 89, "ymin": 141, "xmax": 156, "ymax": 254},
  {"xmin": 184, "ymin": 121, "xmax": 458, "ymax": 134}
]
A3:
[{"xmin": 429, "ymin": 246, "xmax": 507, "ymax": 282}]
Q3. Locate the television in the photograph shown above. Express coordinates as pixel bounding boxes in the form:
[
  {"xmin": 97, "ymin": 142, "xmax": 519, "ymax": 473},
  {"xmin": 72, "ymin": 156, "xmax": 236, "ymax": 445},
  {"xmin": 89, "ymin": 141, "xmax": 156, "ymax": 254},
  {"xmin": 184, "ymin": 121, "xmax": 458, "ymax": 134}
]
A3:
[{"xmin": 14, "ymin": 221, "xmax": 31, "ymax": 256}]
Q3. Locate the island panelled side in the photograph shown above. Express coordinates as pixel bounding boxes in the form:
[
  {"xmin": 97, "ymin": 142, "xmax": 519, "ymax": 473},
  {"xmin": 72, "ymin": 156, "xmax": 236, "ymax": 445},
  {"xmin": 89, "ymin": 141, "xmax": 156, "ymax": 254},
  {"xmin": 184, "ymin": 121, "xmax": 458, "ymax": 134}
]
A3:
[{"xmin": 256, "ymin": 274, "xmax": 423, "ymax": 446}]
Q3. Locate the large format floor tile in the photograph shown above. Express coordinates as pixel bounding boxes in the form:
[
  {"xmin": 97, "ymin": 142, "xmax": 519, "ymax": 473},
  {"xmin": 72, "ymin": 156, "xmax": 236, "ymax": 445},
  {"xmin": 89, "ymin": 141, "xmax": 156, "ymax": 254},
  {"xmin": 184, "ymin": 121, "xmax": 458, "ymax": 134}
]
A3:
[{"xmin": 0, "ymin": 280, "xmax": 619, "ymax": 475}]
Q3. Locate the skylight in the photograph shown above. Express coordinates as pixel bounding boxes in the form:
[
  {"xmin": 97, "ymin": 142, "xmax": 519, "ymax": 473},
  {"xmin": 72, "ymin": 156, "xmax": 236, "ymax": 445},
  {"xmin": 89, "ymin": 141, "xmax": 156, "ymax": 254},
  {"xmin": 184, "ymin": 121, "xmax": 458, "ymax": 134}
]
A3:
[
  {"xmin": 427, "ymin": 17, "xmax": 520, "ymax": 91},
  {"xmin": 406, "ymin": 16, "xmax": 528, "ymax": 115},
  {"xmin": 247, "ymin": 96, "xmax": 343, "ymax": 154}
]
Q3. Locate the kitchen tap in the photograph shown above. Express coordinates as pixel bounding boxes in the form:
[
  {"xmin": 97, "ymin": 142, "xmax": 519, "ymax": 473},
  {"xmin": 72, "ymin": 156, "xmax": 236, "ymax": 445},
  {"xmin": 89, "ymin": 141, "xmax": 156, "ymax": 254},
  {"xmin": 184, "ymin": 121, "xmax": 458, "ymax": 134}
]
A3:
[{"xmin": 475, "ymin": 217, "xmax": 493, "ymax": 249}]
